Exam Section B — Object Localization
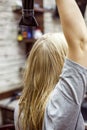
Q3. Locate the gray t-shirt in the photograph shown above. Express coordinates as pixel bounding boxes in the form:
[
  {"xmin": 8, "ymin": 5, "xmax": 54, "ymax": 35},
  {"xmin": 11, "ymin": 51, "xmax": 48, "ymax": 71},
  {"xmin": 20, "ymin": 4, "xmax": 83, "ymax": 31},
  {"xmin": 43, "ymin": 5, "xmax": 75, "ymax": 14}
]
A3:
[
  {"xmin": 42, "ymin": 58, "xmax": 87, "ymax": 130},
  {"xmin": 14, "ymin": 59, "xmax": 87, "ymax": 130}
]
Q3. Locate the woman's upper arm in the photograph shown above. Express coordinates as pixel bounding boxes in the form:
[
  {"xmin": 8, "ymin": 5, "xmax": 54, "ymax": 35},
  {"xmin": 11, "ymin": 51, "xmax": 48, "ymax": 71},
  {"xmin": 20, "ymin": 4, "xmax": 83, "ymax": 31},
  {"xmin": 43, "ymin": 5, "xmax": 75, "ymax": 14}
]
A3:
[{"xmin": 56, "ymin": 0, "xmax": 87, "ymax": 64}]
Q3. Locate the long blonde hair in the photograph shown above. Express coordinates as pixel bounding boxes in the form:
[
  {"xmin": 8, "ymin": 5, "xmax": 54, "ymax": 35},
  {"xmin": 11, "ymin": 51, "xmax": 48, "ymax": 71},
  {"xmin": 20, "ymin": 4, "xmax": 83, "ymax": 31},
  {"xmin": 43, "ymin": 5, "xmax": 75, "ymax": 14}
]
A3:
[{"xmin": 19, "ymin": 33, "xmax": 68, "ymax": 130}]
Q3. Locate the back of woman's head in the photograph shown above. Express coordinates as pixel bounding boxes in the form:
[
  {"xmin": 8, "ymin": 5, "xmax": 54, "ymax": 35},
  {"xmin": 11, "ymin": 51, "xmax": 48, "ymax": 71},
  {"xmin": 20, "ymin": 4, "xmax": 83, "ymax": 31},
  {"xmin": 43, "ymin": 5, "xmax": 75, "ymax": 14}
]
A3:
[{"xmin": 19, "ymin": 33, "xmax": 68, "ymax": 130}]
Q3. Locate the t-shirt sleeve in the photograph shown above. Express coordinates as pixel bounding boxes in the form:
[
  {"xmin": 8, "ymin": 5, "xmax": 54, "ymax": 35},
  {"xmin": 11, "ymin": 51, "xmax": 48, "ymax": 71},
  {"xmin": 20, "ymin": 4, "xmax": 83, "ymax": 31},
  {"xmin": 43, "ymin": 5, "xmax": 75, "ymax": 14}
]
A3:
[
  {"xmin": 42, "ymin": 87, "xmax": 80, "ymax": 130},
  {"xmin": 14, "ymin": 100, "xmax": 22, "ymax": 130},
  {"xmin": 42, "ymin": 59, "xmax": 87, "ymax": 130},
  {"xmin": 59, "ymin": 59, "xmax": 87, "ymax": 104}
]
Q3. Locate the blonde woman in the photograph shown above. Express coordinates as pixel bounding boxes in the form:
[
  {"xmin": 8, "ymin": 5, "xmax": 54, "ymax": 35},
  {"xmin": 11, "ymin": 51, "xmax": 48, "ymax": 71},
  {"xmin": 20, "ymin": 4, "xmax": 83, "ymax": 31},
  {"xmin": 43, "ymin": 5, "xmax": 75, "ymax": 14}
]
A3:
[
  {"xmin": 43, "ymin": 0, "xmax": 87, "ymax": 130},
  {"xmin": 14, "ymin": 33, "xmax": 68, "ymax": 130}
]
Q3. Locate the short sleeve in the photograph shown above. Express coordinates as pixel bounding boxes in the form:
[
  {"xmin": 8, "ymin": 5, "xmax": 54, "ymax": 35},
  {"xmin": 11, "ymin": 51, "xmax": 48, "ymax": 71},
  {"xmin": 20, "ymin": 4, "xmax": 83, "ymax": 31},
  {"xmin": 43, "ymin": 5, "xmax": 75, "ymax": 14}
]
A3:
[
  {"xmin": 59, "ymin": 59, "xmax": 87, "ymax": 104},
  {"xmin": 42, "ymin": 87, "xmax": 80, "ymax": 130},
  {"xmin": 14, "ymin": 100, "xmax": 22, "ymax": 130},
  {"xmin": 43, "ymin": 59, "xmax": 87, "ymax": 130}
]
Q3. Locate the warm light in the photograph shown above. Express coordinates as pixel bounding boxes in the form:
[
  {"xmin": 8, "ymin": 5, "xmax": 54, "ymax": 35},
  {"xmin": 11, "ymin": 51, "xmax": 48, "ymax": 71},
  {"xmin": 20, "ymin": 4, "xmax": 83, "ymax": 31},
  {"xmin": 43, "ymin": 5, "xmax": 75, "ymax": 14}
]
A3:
[{"xmin": 17, "ymin": 34, "xmax": 23, "ymax": 41}]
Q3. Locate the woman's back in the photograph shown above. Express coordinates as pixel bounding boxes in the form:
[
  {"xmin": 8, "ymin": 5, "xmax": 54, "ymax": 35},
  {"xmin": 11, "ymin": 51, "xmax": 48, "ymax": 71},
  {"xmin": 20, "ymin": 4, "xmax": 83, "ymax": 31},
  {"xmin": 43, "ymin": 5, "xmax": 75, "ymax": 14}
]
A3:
[{"xmin": 14, "ymin": 33, "xmax": 68, "ymax": 130}]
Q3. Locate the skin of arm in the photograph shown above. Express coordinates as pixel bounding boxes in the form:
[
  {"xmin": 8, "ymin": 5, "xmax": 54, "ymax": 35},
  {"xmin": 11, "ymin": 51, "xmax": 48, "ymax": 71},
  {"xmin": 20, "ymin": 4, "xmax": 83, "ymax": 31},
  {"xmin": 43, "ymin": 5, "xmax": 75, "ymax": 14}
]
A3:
[{"xmin": 56, "ymin": 0, "xmax": 87, "ymax": 67}]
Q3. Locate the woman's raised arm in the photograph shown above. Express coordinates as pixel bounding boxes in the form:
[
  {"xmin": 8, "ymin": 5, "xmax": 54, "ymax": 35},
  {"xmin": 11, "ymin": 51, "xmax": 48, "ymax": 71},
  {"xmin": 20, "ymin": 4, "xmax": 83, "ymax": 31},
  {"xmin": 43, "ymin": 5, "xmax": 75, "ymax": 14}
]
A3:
[{"xmin": 56, "ymin": 0, "xmax": 87, "ymax": 66}]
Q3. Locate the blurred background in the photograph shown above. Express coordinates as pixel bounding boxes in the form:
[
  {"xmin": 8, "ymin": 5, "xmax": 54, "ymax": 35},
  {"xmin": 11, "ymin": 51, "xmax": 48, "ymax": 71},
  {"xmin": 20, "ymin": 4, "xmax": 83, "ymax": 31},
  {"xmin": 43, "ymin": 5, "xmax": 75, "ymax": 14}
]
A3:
[{"xmin": 0, "ymin": 0, "xmax": 87, "ymax": 129}]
